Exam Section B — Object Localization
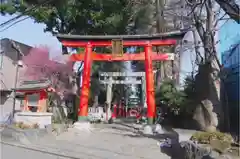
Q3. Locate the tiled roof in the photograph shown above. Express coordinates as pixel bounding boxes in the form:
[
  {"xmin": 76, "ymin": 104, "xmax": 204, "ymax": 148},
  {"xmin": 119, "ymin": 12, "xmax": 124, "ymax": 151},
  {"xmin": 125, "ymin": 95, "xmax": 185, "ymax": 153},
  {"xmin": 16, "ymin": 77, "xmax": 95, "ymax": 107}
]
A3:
[{"xmin": 13, "ymin": 79, "xmax": 51, "ymax": 91}]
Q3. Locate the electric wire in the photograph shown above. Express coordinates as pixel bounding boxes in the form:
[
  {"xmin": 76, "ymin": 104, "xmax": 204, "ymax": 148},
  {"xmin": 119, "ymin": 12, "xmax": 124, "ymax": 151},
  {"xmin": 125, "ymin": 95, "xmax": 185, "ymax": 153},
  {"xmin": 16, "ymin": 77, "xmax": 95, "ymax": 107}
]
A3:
[
  {"xmin": 0, "ymin": 17, "xmax": 30, "ymax": 32},
  {"xmin": 0, "ymin": 0, "xmax": 53, "ymax": 28}
]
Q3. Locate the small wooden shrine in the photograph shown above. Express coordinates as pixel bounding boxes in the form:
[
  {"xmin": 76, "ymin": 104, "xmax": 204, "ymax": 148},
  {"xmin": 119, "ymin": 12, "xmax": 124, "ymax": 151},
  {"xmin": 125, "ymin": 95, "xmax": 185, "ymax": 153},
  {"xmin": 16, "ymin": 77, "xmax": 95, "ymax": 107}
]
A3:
[
  {"xmin": 14, "ymin": 79, "xmax": 54, "ymax": 113},
  {"xmin": 13, "ymin": 79, "xmax": 54, "ymax": 128}
]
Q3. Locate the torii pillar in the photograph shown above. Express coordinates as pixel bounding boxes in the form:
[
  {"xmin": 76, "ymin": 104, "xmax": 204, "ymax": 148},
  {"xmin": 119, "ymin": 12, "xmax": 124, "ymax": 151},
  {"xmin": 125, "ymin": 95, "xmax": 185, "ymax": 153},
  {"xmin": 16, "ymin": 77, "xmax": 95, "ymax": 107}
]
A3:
[
  {"xmin": 144, "ymin": 42, "xmax": 156, "ymax": 124},
  {"xmin": 78, "ymin": 42, "xmax": 92, "ymax": 121}
]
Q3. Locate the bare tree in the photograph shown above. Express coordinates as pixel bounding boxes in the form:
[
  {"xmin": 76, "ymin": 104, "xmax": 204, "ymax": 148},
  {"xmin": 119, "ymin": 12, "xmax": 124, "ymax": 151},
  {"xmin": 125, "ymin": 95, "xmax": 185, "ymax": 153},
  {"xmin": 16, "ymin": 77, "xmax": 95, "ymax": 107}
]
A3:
[
  {"xmin": 160, "ymin": 0, "xmax": 232, "ymax": 130},
  {"xmin": 215, "ymin": 0, "xmax": 240, "ymax": 23},
  {"xmin": 185, "ymin": 0, "xmax": 240, "ymax": 23}
]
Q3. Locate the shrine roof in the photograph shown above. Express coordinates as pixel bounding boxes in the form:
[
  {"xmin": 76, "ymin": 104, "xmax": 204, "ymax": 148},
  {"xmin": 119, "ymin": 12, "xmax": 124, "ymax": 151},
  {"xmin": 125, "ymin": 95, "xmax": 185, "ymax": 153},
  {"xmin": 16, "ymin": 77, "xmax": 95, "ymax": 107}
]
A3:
[
  {"xmin": 13, "ymin": 79, "xmax": 51, "ymax": 91},
  {"xmin": 56, "ymin": 29, "xmax": 188, "ymax": 41}
]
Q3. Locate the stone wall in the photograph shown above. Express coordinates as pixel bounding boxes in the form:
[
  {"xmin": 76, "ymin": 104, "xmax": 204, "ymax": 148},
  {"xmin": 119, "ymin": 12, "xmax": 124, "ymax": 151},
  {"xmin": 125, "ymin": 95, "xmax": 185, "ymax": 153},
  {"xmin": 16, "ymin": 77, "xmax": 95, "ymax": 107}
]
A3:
[{"xmin": 14, "ymin": 112, "xmax": 53, "ymax": 128}]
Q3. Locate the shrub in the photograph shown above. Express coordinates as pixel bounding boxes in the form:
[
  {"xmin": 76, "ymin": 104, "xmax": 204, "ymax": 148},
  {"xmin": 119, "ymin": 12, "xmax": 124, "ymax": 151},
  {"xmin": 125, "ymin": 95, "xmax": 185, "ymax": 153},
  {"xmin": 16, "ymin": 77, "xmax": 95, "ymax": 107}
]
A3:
[
  {"xmin": 190, "ymin": 131, "xmax": 234, "ymax": 153},
  {"xmin": 155, "ymin": 79, "xmax": 188, "ymax": 115},
  {"xmin": 14, "ymin": 122, "xmax": 39, "ymax": 129},
  {"xmin": 190, "ymin": 131, "xmax": 233, "ymax": 144}
]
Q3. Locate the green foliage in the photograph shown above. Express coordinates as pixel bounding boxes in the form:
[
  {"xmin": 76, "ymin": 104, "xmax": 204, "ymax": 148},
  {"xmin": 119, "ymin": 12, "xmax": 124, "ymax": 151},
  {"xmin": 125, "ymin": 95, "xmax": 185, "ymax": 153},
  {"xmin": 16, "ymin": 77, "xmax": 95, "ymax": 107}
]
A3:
[
  {"xmin": 181, "ymin": 75, "xmax": 198, "ymax": 115},
  {"xmin": 155, "ymin": 79, "xmax": 188, "ymax": 114},
  {"xmin": 191, "ymin": 131, "xmax": 234, "ymax": 144},
  {"xmin": 190, "ymin": 131, "xmax": 233, "ymax": 153},
  {"xmin": 155, "ymin": 75, "xmax": 198, "ymax": 117},
  {"xmin": 183, "ymin": 75, "xmax": 197, "ymax": 100},
  {"xmin": 0, "ymin": 0, "xmax": 133, "ymax": 34}
]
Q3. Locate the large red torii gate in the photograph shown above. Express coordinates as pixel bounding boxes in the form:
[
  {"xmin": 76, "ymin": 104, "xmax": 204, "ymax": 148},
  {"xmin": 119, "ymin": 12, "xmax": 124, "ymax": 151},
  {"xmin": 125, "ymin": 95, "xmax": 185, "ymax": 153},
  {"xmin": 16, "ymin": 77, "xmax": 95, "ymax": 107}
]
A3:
[{"xmin": 57, "ymin": 30, "xmax": 187, "ymax": 124}]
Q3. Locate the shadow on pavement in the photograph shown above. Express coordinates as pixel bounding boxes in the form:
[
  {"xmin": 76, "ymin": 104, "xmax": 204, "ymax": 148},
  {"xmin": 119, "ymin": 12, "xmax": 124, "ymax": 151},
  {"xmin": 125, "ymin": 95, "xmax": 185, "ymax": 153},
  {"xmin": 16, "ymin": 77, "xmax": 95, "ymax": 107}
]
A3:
[
  {"xmin": 111, "ymin": 122, "xmax": 217, "ymax": 159},
  {"xmin": 111, "ymin": 122, "xmax": 186, "ymax": 158}
]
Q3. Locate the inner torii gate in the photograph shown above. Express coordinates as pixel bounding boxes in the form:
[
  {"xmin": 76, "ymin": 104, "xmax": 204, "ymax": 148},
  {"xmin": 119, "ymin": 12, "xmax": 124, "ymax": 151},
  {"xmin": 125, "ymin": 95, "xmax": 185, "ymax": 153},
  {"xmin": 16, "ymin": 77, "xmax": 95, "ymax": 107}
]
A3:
[
  {"xmin": 57, "ymin": 30, "xmax": 186, "ymax": 124},
  {"xmin": 99, "ymin": 71, "xmax": 147, "ymax": 112}
]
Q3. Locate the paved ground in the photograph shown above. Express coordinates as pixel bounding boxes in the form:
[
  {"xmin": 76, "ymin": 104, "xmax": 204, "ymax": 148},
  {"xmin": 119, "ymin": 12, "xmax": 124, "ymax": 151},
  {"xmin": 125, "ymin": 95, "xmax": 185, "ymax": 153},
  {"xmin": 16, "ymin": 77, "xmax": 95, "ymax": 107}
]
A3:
[
  {"xmin": 1, "ymin": 143, "xmax": 68, "ymax": 159},
  {"xmin": 3, "ymin": 123, "xmax": 196, "ymax": 159},
  {"xmin": 2, "ymin": 122, "xmax": 239, "ymax": 159},
  {"xmin": 0, "ymin": 122, "xmax": 196, "ymax": 159}
]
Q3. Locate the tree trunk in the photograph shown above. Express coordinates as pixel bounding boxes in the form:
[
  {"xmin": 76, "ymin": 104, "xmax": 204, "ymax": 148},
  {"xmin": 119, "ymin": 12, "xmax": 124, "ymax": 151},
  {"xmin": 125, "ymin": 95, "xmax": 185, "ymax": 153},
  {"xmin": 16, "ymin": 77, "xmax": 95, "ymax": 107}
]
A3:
[
  {"xmin": 156, "ymin": 0, "xmax": 167, "ymax": 87},
  {"xmin": 188, "ymin": 0, "xmax": 223, "ymax": 131}
]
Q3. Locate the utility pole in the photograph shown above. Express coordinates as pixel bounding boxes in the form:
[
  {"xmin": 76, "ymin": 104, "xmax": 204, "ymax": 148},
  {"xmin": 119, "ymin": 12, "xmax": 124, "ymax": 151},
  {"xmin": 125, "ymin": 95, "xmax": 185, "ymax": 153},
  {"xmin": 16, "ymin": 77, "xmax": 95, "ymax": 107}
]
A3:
[
  {"xmin": 0, "ymin": 50, "xmax": 3, "ymax": 69},
  {"xmin": 11, "ymin": 40, "xmax": 24, "ymax": 122}
]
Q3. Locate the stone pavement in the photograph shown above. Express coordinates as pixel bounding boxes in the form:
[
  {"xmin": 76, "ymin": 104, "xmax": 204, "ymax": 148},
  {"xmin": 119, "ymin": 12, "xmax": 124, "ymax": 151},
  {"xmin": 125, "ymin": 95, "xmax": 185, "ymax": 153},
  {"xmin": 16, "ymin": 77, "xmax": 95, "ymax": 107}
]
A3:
[
  {"xmin": 1, "ymin": 122, "xmax": 195, "ymax": 159},
  {"xmin": 36, "ymin": 123, "xmax": 171, "ymax": 159},
  {"xmin": 1, "ymin": 143, "xmax": 66, "ymax": 159},
  {"xmin": 35, "ymin": 123, "xmax": 196, "ymax": 159}
]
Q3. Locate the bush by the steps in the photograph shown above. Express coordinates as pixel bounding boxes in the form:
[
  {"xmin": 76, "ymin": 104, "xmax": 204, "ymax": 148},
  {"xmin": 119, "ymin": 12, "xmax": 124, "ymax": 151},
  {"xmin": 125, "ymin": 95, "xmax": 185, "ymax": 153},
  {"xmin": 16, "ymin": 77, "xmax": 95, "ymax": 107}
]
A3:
[
  {"xmin": 190, "ymin": 131, "xmax": 234, "ymax": 153},
  {"xmin": 14, "ymin": 122, "xmax": 39, "ymax": 129},
  {"xmin": 190, "ymin": 131, "xmax": 233, "ymax": 144}
]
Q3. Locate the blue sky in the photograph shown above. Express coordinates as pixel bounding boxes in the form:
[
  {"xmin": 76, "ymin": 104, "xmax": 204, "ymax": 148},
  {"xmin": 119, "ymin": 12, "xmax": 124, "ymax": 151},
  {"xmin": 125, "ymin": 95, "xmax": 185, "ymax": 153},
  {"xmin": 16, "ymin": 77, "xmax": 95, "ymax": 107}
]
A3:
[
  {"xmin": 219, "ymin": 20, "xmax": 240, "ymax": 53},
  {"xmin": 0, "ymin": 15, "xmax": 62, "ymax": 56}
]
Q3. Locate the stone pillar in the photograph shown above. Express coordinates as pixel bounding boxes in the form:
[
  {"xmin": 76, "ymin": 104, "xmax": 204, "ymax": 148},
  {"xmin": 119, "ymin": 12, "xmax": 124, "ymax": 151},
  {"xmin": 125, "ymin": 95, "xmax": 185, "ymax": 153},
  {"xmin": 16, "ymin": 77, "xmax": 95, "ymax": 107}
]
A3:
[
  {"xmin": 141, "ymin": 75, "xmax": 147, "ymax": 108},
  {"xmin": 106, "ymin": 76, "xmax": 113, "ymax": 120}
]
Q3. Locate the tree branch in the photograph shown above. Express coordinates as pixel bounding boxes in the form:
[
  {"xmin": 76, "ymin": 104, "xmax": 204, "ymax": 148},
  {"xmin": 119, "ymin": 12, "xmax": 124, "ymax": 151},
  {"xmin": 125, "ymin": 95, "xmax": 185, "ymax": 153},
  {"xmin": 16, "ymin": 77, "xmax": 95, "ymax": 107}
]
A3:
[{"xmin": 215, "ymin": 0, "xmax": 240, "ymax": 23}]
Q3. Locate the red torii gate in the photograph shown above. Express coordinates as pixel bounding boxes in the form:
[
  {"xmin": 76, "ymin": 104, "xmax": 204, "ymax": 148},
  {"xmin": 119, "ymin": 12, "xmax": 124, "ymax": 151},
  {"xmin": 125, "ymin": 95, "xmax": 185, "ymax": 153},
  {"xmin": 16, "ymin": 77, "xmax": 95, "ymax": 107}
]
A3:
[{"xmin": 57, "ymin": 30, "xmax": 187, "ymax": 124}]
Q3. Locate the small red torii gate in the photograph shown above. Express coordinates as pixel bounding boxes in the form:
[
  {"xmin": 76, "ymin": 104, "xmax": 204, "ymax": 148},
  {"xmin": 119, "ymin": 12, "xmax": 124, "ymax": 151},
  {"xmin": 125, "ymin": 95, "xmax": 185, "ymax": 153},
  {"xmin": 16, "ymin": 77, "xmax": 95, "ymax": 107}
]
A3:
[{"xmin": 57, "ymin": 30, "xmax": 186, "ymax": 124}]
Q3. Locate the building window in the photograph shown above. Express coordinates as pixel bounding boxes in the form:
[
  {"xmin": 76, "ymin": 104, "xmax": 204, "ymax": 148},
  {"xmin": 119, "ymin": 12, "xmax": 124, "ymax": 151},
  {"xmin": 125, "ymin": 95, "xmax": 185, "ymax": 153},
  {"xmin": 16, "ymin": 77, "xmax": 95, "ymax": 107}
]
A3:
[
  {"xmin": 237, "ymin": 49, "xmax": 239, "ymax": 64},
  {"xmin": 27, "ymin": 93, "xmax": 40, "ymax": 112},
  {"xmin": 231, "ymin": 57, "xmax": 234, "ymax": 65},
  {"xmin": 233, "ymin": 54, "xmax": 237, "ymax": 65}
]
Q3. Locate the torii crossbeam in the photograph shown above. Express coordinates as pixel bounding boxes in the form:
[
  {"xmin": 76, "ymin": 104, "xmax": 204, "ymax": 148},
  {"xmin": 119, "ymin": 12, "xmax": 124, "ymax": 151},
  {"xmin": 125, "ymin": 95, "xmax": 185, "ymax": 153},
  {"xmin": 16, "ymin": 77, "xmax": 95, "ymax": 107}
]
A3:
[{"xmin": 57, "ymin": 30, "xmax": 187, "ymax": 124}]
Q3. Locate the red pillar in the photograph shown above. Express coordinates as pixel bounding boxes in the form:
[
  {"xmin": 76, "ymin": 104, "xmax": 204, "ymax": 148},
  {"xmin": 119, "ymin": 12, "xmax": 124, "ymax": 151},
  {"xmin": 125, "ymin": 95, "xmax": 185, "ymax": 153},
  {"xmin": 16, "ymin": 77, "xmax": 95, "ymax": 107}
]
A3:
[
  {"xmin": 111, "ymin": 104, "xmax": 117, "ymax": 119},
  {"xmin": 78, "ymin": 42, "xmax": 92, "ymax": 121},
  {"xmin": 144, "ymin": 42, "xmax": 156, "ymax": 124}
]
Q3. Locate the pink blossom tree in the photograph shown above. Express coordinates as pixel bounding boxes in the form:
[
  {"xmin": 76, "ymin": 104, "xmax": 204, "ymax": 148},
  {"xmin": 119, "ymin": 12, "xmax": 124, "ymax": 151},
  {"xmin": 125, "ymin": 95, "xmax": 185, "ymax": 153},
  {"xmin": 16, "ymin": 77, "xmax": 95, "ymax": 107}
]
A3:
[{"xmin": 21, "ymin": 47, "xmax": 75, "ymax": 97}]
